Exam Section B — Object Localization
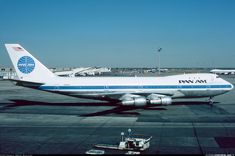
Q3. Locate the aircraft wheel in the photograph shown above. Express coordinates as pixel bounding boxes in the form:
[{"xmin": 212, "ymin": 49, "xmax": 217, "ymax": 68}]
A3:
[{"xmin": 208, "ymin": 97, "xmax": 214, "ymax": 106}]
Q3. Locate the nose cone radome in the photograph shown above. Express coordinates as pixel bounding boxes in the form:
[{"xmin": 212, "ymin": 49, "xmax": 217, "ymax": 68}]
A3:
[
  {"xmin": 230, "ymin": 83, "xmax": 234, "ymax": 90},
  {"xmin": 225, "ymin": 80, "xmax": 234, "ymax": 90},
  {"xmin": 221, "ymin": 77, "xmax": 234, "ymax": 91}
]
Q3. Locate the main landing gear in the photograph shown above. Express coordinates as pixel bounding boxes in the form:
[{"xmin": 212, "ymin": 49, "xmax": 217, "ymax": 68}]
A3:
[{"xmin": 208, "ymin": 97, "xmax": 214, "ymax": 106}]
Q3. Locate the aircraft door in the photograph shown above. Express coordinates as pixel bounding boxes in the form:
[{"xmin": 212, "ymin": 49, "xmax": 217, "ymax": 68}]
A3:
[
  {"xmin": 211, "ymin": 75, "xmax": 214, "ymax": 82},
  {"xmin": 105, "ymin": 86, "xmax": 109, "ymax": 92}
]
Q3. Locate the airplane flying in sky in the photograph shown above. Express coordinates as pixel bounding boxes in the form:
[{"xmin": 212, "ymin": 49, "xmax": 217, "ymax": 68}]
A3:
[{"xmin": 5, "ymin": 44, "xmax": 234, "ymax": 106}]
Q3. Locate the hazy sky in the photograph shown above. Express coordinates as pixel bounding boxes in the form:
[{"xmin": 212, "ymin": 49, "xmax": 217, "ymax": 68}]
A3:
[{"xmin": 0, "ymin": 0, "xmax": 235, "ymax": 68}]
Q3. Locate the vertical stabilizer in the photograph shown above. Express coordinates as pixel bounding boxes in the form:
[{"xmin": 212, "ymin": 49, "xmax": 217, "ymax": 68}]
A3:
[{"xmin": 5, "ymin": 44, "xmax": 56, "ymax": 83}]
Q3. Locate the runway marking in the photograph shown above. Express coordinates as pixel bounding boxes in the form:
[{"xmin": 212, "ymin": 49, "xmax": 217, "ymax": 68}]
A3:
[
  {"xmin": 0, "ymin": 124, "xmax": 235, "ymax": 128},
  {"xmin": 192, "ymin": 123, "xmax": 203, "ymax": 153}
]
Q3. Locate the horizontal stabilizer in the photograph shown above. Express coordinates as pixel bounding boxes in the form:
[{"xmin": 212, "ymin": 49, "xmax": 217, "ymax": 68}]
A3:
[{"xmin": 9, "ymin": 79, "xmax": 45, "ymax": 88}]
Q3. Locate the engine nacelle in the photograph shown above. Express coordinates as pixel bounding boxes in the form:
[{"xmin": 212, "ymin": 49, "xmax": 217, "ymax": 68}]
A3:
[
  {"xmin": 121, "ymin": 97, "xmax": 147, "ymax": 106},
  {"xmin": 160, "ymin": 97, "xmax": 172, "ymax": 105},
  {"xmin": 147, "ymin": 94, "xmax": 172, "ymax": 105}
]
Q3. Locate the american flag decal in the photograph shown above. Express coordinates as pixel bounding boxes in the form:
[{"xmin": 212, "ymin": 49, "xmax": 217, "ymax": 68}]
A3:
[{"xmin": 13, "ymin": 47, "xmax": 23, "ymax": 51}]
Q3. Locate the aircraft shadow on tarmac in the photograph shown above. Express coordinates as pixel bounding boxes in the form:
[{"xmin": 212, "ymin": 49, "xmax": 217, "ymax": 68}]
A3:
[
  {"xmin": 1, "ymin": 99, "xmax": 218, "ymax": 117},
  {"xmin": 172, "ymin": 101, "xmax": 219, "ymax": 105}
]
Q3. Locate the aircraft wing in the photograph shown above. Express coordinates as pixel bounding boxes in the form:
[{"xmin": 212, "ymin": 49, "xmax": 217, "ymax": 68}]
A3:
[
  {"xmin": 94, "ymin": 91, "xmax": 174, "ymax": 101},
  {"xmin": 96, "ymin": 92, "xmax": 174, "ymax": 106}
]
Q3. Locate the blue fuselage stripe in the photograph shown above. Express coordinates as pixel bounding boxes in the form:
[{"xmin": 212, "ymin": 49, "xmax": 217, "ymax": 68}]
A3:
[{"xmin": 39, "ymin": 85, "xmax": 232, "ymax": 90}]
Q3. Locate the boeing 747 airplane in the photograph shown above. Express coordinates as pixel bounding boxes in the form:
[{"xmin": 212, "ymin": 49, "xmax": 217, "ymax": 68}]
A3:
[{"xmin": 5, "ymin": 44, "xmax": 234, "ymax": 106}]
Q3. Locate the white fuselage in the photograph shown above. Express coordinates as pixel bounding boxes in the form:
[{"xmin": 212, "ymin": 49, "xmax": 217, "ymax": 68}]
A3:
[{"xmin": 37, "ymin": 73, "xmax": 233, "ymax": 101}]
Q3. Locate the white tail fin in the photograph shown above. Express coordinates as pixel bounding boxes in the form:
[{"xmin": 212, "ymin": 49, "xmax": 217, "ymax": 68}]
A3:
[{"xmin": 5, "ymin": 44, "xmax": 56, "ymax": 83}]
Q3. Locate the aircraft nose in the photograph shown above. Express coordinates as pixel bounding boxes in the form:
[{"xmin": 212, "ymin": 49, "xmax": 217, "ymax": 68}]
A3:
[
  {"xmin": 226, "ymin": 80, "xmax": 234, "ymax": 90},
  {"xmin": 230, "ymin": 83, "xmax": 234, "ymax": 90},
  {"xmin": 221, "ymin": 77, "xmax": 234, "ymax": 90}
]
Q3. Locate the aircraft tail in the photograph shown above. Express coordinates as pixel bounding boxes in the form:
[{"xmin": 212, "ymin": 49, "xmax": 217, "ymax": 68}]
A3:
[{"xmin": 5, "ymin": 44, "xmax": 56, "ymax": 83}]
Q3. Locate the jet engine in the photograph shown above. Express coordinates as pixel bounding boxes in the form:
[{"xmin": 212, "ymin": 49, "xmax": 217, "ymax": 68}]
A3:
[
  {"xmin": 121, "ymin": 97, "xmax": 147, "ymax": 106},
  {"xmin": 147, "ymin": 94, "xmax": 172, "ymax": 105},
  {"xmin": 120, "ymin": 94, "xmax": 172, "ymax": 106}
]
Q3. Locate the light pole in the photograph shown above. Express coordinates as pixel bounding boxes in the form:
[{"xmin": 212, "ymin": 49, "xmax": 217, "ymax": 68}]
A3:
[
  {"xmin": 128, "ymin": 128, "xmax": 131, "ymax": 137},
  {"xmin": 121, "ymin": 132, "xmax": 124, "ymax": 142},
  {"xmin": 157, "ymin": 48, "xmax": 162, "ymax": 75}
]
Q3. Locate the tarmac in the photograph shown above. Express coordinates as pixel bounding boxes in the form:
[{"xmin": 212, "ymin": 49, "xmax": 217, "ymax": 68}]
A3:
[{"xmin": 0, "ymin": 75, "xmax": 235, "ymax": 154}]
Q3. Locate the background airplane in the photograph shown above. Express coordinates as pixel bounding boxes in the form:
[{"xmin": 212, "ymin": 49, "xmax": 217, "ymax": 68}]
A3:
[
  {"xmin": 54, "ymin": 67, "xmax": 111, "ymax": 77},
  {"xmin": 210, "ymin": 69, "xmax": 235, "ymax": 75}
]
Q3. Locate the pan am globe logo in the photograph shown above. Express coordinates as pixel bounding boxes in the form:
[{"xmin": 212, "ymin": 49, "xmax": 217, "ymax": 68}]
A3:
[{"xmin": 17, "ymin": 56, "xmax": 35, "ymax": 74}]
